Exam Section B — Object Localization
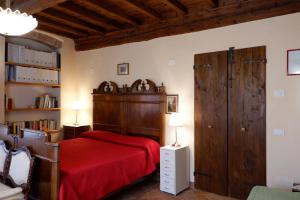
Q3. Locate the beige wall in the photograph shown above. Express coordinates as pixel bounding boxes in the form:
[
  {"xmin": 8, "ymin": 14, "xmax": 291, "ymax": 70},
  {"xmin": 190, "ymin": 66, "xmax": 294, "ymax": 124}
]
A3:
[
  {"xmin": 73, "ymin": 13, "xmax": 300, "ymax": 188},
  {"xmin": 59, "ymin": 37, "xmax": 78, "ymax": 126}
]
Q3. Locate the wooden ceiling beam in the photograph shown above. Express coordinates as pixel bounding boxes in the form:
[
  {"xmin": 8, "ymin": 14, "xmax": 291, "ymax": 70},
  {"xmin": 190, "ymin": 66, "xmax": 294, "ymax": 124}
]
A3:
[
  {"xmin": 124, "ymin": 0, "xmax": 163, "ymax": 20},
  {"xmin": 37, "ymin": 24, "xmax": 78, "ymax": 39},
  {"xmin": 53, "ymin": 3, "xmax": 123, "ymax": 30},
  {"xmin": 10, "ymin": 0, "xmax": 67, "ymax": 14},
  {"xmin": 162, "ymin": 0, "xmax": 188, "ymax": 14},
  {"xmin": 37, "ymin": 16, "xmax": 88, "ymax": 37},
  {"xmin": 204, "ymin": 0, "xmax": 219, "ymax": 8},
  {"xmin": 73, "ymin": 0, "xmax": 141, "ymax": 26},
  {"xmin": 75, "ymin": 0, "xmax": 300, "ymax": 51},
  {"xmin": 36, "ymin": 11, "xmax": 105, "ymax": 34}
]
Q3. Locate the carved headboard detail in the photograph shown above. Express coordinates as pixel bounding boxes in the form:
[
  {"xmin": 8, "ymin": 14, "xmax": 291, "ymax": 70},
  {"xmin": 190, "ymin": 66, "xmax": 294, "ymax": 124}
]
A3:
[
  {"xmin": 92, "ymin": 79, "xmax": 166, "ymax": 144},
  {"xmin": 93, "ymin": 81, "xmax": 120, "ymax": 94}
]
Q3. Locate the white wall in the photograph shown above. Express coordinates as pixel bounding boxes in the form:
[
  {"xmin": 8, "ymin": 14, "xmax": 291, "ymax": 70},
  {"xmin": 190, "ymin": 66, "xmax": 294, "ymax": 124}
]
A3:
[{"xmin": 72, "ymin": 13, "xmax": 300, "ymax": 189}]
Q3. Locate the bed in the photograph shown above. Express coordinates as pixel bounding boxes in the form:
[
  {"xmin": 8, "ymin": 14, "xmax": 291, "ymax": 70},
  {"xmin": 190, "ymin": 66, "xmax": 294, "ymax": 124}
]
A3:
[
  {"xmin": 59, "ymin": 131, "xmax": 160, "ymax": 200},
  {"xmin": 0, "ymin": 79, "xmax": 166, "ymax": 200}
]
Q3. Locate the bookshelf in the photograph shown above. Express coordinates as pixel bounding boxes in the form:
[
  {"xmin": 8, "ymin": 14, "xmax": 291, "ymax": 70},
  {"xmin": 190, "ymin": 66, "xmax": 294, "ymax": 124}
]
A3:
[
  {"xmin": 5, "ymin": 81, "xmax": 61, "ymax": 88},
  {"xmin": 4, "ymin": 37, "xmax": 61, "ymax": 140},
  {"xmin": 6, "ymin": 108, "xmax": 61, "ymax": 112},
  {"xmin": 5, "ymin": 61, "xmax": 61, "ymax": 71}
]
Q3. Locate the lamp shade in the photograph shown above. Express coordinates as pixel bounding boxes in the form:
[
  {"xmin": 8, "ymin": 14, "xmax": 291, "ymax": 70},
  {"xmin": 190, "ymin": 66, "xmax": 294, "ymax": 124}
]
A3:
[
  {"xmin": 71, "ymin": 101, "xmax": 83, "ymax": 110},
  {"xmin": 169, "ymin": 113, "xmax": 183, "ymax": 127},
  {"xmin": 0, "ymin": 7, "xmax": 38, "ymax": 36}
]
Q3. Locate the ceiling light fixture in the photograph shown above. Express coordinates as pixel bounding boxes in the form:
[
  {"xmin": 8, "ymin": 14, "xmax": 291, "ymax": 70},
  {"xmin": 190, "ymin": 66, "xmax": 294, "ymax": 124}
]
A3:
[{"xmin": 0, "ymin": 0, "xmax": 38, "ymax": 36}]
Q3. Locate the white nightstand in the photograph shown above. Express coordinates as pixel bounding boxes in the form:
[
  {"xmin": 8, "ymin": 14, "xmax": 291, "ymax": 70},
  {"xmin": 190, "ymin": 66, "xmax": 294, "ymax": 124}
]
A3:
[{"xmin": 160, "ymin": 145, "xmax": 189, "ymax": 195}]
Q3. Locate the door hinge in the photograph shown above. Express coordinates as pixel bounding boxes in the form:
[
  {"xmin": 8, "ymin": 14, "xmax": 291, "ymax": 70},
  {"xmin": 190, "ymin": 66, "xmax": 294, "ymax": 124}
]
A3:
[
  {"xmin": 228, "ymin": 47, "xmax": 235, "ymax": 65},
  {"xmin": 194, "ymin": 64, "xmax": 212, "ymax": 69},
  {"xmin": 244, "ymin": 58, "xmax": 267, "ymax": 64},
  {"xmin": 228, "ymin": 47, "xmax": 235, "ymax": 89}
]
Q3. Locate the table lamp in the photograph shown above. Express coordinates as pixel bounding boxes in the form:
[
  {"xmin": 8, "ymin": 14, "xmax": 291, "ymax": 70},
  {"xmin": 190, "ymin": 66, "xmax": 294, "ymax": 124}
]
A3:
[
  {"xmin": 71, "ymin": 100, "xmax": 82, "ymax": 126},
  {"xmin": 169, "ymin": 113, "xmax": 183, "ymax": 147}
]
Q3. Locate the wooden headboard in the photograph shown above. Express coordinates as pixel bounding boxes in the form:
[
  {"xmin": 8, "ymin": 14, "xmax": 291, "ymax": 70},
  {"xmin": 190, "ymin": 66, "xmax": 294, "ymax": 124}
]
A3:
[{"xmin": 92, "ymin": 79, "xmax": 166, "ymax": 145}]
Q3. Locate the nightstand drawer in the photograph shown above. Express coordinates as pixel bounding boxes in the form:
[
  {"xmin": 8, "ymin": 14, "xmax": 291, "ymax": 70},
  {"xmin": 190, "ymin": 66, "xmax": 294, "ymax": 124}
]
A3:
[
  {"xmin": 160, "ymin": 170, "xmax": 175, "ymax": 179},
  {"xmin": 161, "ymin": 149, "xmax": 175, "ymax": 157},
  {"xmin": 161, "ymin": 158, "xmax": 175, "ymax": 166},
  {"xmin": 160, "ymin": 184, "xmax": 175, "ymax": 194},
  {"xmin": 160, "ymin": 176, "xmax": 174, "ymax": 186},
  {"xmin": 161, "ymin": 164, "xmax": 174, "ymax": 172},
  {"xmin": 161, "ymin": 150, "xmax": 175, "ymax": 159}
]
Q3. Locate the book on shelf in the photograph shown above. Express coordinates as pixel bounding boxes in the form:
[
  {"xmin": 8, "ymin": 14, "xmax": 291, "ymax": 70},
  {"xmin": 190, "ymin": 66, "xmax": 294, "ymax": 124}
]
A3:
[
  {"xmin": 5, "ymin": 65, "xmax": 59, "ymax": 84},
  {"xmin": 35, "ymin": 94, "xmax": 59, "ymax": 109},
  {"xmin": 4, "ymin": 94, "xmax": 7, "ymax": 110},
  {"xmin": 4, "ymin": 95, "xmax": 13, "ymax": 110},
  {"xmin": 7, "ymin": 43, "xmax": 60, "ymax": 68},
  {"xmin": 6, "ymin": 119, "xmax": 58, "ymax": 135}
]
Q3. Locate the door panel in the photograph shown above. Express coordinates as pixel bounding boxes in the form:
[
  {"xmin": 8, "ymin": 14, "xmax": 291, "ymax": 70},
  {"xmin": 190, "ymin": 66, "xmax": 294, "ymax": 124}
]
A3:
[
  {"xmin": 228, "ymin": 46, "xmax": 266, "ymax": 199},
  {"xmin": 194, "ymin": 51, "xmax": 228, "ymax": 195}
]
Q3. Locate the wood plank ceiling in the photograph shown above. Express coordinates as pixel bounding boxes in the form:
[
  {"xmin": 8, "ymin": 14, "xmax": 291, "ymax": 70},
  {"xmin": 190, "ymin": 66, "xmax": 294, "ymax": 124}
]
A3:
[{"xmin": 7, "ymin": 0, "xmax": 300, "ymax": 51}]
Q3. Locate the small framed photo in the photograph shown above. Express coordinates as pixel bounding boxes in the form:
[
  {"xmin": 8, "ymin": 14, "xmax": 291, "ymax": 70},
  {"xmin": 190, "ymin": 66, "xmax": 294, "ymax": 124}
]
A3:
[
  {"xmin": 287, "ymin": 49, "xmax": 300, "ymax": 75},
  {"xmin": 166, "ymin": 94, "xmax": 178, "ymax": 114},
  {"xmin": 117, "ymin": 63, "xmax": 129, "ymax": 75}
]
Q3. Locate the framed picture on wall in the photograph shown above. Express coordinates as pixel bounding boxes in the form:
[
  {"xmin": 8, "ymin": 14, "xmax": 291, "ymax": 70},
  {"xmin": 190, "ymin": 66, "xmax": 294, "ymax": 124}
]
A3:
[
  {"xmin": 166, "ymin": 94, "xmax": 178, "ymax": 114},
  {"xmin": 287, "ymin": 49, "xmax": 300, "ymax": 75},
  {"xmin": 117, "ymin": 63, "xmax": 129, "ymax": 75}
]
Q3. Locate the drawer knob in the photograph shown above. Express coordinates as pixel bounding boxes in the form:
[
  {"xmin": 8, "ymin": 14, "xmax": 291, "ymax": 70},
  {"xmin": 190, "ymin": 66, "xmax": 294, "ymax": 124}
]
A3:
[
  {"xmin": 241, "ymin": 127, "xmax": 246, "ymax": 132},
  {"xmin": 208, "ymin": 125, "xmax": 213, "ymax": 129}
]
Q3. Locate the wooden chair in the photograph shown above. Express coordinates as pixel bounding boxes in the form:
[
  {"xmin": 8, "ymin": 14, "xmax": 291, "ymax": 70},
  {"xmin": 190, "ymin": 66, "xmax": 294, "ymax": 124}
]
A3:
[
  {"xmin": 0, "ymin": 140, "xmax": 23, "ymax": 200},
  {"xmin": 0, "ymin": 144, "xmax": 35, "ymax": 200},
  {"xmin": 0, "ymin": 140, "xmax": 10, "ymax": 182}
]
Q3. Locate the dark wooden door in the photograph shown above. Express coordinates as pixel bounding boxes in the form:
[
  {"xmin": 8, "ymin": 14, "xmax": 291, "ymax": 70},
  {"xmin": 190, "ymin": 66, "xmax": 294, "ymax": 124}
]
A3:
[
  {"xmin": 228, "ymin": 46, "xmax": 266, "ymax": 199},
  {"xmin": 194, "ymin": 51, "xmax": 228, "ymax": 195}
]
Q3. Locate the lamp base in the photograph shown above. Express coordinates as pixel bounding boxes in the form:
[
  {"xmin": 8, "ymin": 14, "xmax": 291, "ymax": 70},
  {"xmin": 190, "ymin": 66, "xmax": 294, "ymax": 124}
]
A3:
[{"xmin": 172, "ymin": 142, "xmax": 181, "ymax": 147}]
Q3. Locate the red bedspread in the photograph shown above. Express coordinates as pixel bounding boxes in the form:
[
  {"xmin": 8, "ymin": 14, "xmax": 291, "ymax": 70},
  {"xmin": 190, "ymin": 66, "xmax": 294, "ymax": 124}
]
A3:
[{"xmin": 59, "ymin": 130, "xmax": 160, "ymax": 200}]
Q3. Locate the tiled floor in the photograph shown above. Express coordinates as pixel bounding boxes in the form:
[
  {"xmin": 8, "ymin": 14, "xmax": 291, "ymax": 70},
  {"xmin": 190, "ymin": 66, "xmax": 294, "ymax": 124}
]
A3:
[{"xmin": 108, "ymin": 179, "xmax": 236, "ymax": 200}]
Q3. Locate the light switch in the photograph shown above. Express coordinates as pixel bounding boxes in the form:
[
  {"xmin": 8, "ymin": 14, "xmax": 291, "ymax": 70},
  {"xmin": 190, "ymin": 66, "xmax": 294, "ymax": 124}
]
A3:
[
  {"xmin": 273, "ymin": 129, "xmax": 285, "ymax": 136},
  {"xmin": 273, "ymin": 89, "xmax": 285, "ymax": 97},
  {"xmin": 168, "ymin": 59, "xmax": 176, "ymax": 66}
]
